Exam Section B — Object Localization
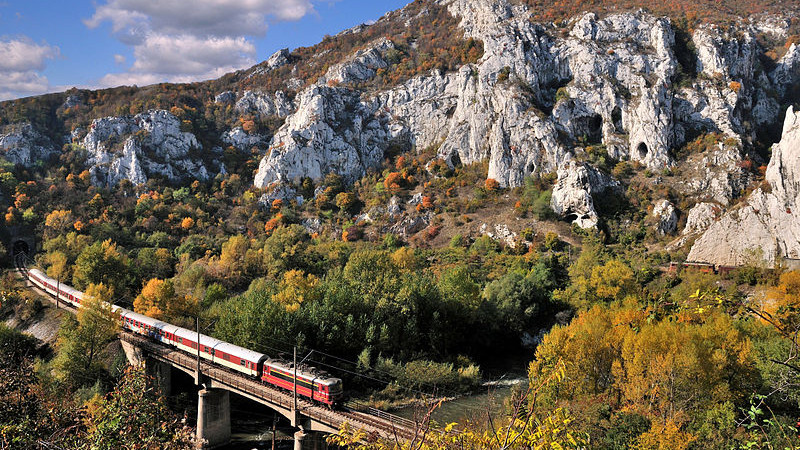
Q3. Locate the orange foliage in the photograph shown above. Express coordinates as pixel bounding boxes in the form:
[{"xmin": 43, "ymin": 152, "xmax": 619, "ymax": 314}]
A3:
[
  {"xmin": 484, "ymin": 178, "xmax": 500, "ymax": 192},
  {"xmin": 181, "ymin": 217, "xmax": 195, "ymax": 230},
  {"xmin": 264, "ymin": 213, "xmax": 283, "ymax": 234}
]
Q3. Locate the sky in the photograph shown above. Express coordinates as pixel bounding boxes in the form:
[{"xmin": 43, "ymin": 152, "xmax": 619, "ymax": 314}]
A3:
[{"xmin": 0, "ymin": 0, "xmax": 411, "ymax": 101}]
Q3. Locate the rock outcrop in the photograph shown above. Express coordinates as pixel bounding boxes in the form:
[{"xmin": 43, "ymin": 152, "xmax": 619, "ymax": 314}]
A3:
[
  {"xmin": 252, "ymin": 0, "xmax": 798, "ymax": 213},
  {"xmin": 653, "ymin": 200, "xmax": 679, "ymax": 235},
  {"xmin": 83, "ymin": 110, "xmax": 211, "ymax": 187},
  {"xmin": 551, "ymin": 161, "xmax": 619, "ymax": 228},
  {"xmin": 682, "ymin": 202, "xmax": 721, "ymax": 236},
  {"xmin": 687, "ymin": 107, "xmax": 800, "ymax": 266},
  {"xmin": 0, "ymin": 123, "xmax": 58, "ymax": 167},
  {"xmin": 235, "ymin": 90, "xmax": 294, "ymax": 118}
]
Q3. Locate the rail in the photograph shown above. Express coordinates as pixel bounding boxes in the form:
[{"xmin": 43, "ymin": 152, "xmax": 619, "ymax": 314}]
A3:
[
  {"xmin": 120, "ymin": 332, "xmax": 418, "ymax": 440},
  {"xmin": 17, "ymin": 256, "xmax": 419, "ymax": 442}
]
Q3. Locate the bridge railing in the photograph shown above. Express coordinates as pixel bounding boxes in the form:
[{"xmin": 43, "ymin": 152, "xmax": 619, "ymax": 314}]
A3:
[
  {"xmin": 345, "ymin": 400, "xmax": 419, "ymax": 430},
  {"xmin": 121, "ymin": 332, "xmax": 369, "ymax": 430}
]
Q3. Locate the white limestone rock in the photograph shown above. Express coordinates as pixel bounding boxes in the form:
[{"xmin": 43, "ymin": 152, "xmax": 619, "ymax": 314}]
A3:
[
  {"xmin": 480, "ymin": 223, "xmax": 518, "ymax": 247},
  {"xmin": 235, "ymin": 90, "xmax": 294, "ymax": 117},
  {"xmin": 688, "ymin": 107, "xmax": 800, "ymax": 266},
  {"xmin": 266, "ymin": 48, "xmax": 290, "ymax": 71},
  {"xmin": 771, "ymin": 43, "xmax": 800, "ymax": 98},
  {"xmin": 254, "ymin": 85, "xmax": 396, "ymax": 188},
  {"xmin": 0, "ymin": 123, "xmax": 58, "ymax": 167},
  {"xmin": 319, "ymin": 38, "xmax": 394, "ymax": 85},
  {"xmin": 682, "ymin": 202, "xmax": 721, "ymax": 236},
  {"xmin": 83, "ymin": 110, "xmax": 208, "ymax": 186},
  {"xmin": 551, "ymin": 161, "xmax": 619, "ymax": 228},
  {"xmin": 652, "ymin": 199, "xmax": 678, "ymax": 235},
  {"xmin": 222, "ymin": 127, "xmax": 265, "ymax": 152},
  {"xmin": 214, "ymin": 91, "xmax": 236, "ymax": 104},
  {"xmin": 258, "ymin": 184, "xmax": 304, "ymax": 208},
  {"xmin": 250, "ymin": 0, "xmax": 792, "ymax": 207}
]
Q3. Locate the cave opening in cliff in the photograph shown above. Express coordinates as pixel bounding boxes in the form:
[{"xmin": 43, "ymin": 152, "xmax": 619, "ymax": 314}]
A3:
[
  {"xmin": 612, "ymin": 107, "xmax": 623, "ymax": 132},
  {"xmin": 637, "ymin": 142, "xmax": 648, "ymax": 160},
  {"xmin": 574, "ymin": 114, "xmax": 603, "ymax": 145}
]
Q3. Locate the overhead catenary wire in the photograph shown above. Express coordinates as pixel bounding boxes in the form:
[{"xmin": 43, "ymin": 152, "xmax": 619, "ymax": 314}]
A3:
[{"xmin": 18, "ymin": 256, "xmax": 512, "ymax": 414}]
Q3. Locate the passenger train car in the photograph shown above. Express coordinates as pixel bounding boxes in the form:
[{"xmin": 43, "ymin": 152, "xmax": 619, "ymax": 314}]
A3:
[{"xmin": 24, "ymin": 266, "xmax": 344, "ymax": 406}]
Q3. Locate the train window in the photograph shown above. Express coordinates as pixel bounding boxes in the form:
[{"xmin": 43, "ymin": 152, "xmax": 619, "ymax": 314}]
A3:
[{"xmin": 241, "ymin": 360, "xmax": 246, "ymax": 366}]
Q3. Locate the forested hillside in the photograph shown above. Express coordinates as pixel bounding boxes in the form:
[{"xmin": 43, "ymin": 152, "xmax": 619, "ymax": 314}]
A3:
[{"xmin": 1, "ymin": 0, "xmax": 800, "ymax": 447}]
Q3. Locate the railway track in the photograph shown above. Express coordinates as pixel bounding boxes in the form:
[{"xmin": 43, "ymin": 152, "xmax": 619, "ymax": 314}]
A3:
[{"xmin": 14, "ymin": 253, "xmax": 422, "ymax": 442}]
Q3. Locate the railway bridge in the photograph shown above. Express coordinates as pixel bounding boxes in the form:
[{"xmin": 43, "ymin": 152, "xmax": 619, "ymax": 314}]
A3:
[
  {"xmin": 14, "ymin": 256, "xmax": 419, "ymax": 450},
  {"xmin": 121, "ymin": 332, "xmax": 418, "ymax": 449}
]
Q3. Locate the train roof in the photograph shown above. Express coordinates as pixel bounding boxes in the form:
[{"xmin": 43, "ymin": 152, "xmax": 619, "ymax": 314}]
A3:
[
  {"xmin": 171, "ymin": 326, "xmax": 267, "ymax": 363},
  {"xmin": 28, "ymin": 268, "xmax": 84, "ymax": 299},
  {"xmin": 120, "ymin": 309, "xmax": 181, "ymax": 335},
  {"xmin": 265, "ymin": 360, "xmax": 342, "ymax": 386}
]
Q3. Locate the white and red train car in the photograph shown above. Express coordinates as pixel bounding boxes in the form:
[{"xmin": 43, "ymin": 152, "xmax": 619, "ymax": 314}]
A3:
[{"xmin": 25, "ymin": 267, "xmax": 344, "ymax": 406}]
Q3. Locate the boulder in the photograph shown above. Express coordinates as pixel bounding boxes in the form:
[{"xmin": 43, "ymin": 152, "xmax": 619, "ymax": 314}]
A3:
[{"xmin": 551, "ymin": 161, "xmax": 619, "ymax": 228}]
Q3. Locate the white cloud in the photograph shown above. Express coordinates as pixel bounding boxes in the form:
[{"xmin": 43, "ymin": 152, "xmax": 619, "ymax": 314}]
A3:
[
  {"xmin": 85, "ymin": 0, "xmax": 313, "ymax": 37},
  {"xmin": 131, "ymin": 34, "xmax": 255, "ymax": 75},
  {"xmin": 87, "ymin": 0, "xmax": 315, "ymax": 88},
  {"xmin": 0, "ymin": 37, "xmax": 59, "ymax": 100},
  {"xmin": 113, "ymin": 54, "xmax": 126, "ymax": 64}
]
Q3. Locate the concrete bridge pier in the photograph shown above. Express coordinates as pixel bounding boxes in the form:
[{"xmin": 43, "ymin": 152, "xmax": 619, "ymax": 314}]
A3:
[
  {"xmin": 197, "ymin": 388, "xmax": 231, "ymax": 449},
  {"xmin": 294, "ymin": 429, "xmax": 328, "ymax": 450},
  {"xmin": 145, "ymin": 359, "xmax": 172, "ymax": 396},
  {"xmin": 120, "ymin": 338, "xmax": 146, "ymax": 366}
]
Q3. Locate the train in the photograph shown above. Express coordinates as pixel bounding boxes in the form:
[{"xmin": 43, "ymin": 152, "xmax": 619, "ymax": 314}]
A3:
[
  {"xmin": 667, "ymin": 261, "xmax": 737, "ymax": 275},
  {"xmin": 24, "ymin": 267, "xmax": 344, "ymax": 407}
]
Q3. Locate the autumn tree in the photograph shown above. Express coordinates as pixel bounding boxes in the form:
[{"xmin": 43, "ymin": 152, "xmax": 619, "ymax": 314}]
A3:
[
  {"xmin": 43, "ymin": 209, "xmax": 73, "ymax": 239},
  {"xmin": 51, "ymin": 283, "xmax": 120, "ymax": 389},
  {"xmin": 272, "ymin": 270, "xmax": 321, "ymax": 312},
  {"xmin": 134, "ymin": 278, "xmax": 198, "ymax": 321},
  {"xmin": 72, "ymin": 239, "xmax": 128, "ymax": 293}
]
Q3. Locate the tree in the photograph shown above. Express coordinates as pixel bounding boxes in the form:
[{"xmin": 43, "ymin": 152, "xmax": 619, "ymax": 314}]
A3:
[
  {"xmin": 43, "ymin": 209, "xmax": 73, "ymax": 239},
  {"xmin": 272, "ymin": 270, "xmax": 321, "ymax": 312},
  {"xmin": 72, "ymin": 239, "xmax": 127, "ymax": 293},
  {"xmin": 51, "ymin": 283, "xmax": 120, "ymax": 389},
  {"xmin": 83, "ymin": 366, "xmax": 195, "ymax": 449},
  {"xmin": 134, "ymin": 278, "xmax": 198, "ymax": 321}
]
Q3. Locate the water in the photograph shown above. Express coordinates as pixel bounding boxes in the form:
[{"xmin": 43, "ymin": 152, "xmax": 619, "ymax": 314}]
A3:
[{"xmin": 393, "ymin": 379, "xmax": 525, "ymax": 426}]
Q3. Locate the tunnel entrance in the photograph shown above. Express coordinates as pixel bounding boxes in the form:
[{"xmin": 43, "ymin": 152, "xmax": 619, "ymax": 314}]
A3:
[{"xmin": 12, "ymin": 240, "xmax": 29, "ymax": 256}]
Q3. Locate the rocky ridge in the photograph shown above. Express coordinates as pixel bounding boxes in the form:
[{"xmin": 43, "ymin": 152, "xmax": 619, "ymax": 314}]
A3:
[
  {"xmin": 250, "ymin": 0, "xmax": 798, "ymax": 230},
  {"xmin": 82, "ymin": 110, "xmax": 213, "ymax": 187},
  {"xmin": 687, "ymin": 107, "xmax": 800, "ymax": 266},
  {"xmin": 0, "ymin": 123, "xmax": 58, "ymax": 167}
]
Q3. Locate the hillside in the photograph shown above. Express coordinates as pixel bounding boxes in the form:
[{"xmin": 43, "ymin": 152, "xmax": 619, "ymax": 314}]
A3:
[{"xmin": 4, "ymin": 0, "xmax": 800, "ymax": 448}]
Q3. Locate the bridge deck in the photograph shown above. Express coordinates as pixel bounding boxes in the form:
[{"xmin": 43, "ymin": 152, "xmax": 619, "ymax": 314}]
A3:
[{"xmin": 121, "ymin": 332, "xmax": 420, "ymax": 442}]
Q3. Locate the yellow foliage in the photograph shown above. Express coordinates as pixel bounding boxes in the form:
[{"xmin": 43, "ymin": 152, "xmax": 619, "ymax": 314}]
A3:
[
  {"xmin": 390, "ymin": 247, "xmax": 417, "ymax": 271},
  {"xmin": 134, "ymin": 278, "xmax": 197, "ymax": 320},
  {"xmin": 633, "ymin": 420, "xmax": 696, "ymax": 450},
  {"xmin": 531, "ymin": 303, "xmax": 754, "ymax": 422},
  {"xmin": 272, "ymin": 270, "xmax": 320, "ymax": 312}
]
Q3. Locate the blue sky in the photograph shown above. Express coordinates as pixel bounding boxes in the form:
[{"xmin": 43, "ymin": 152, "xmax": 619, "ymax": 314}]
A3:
[{"xmin": 0, "ymin": 0, "xmax": 410, "ymax": 101}]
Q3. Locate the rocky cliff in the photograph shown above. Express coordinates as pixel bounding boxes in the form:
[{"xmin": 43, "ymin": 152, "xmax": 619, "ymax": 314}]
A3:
[
  {"xmin": 0, "ymin": 0, "xmax": 798, "ymax": 251},
  {"xmin": 82, "ymin": 110, "xmax": 213, "ymax": 187},
  {"xmin": 687, "ymin": 106, "xmax": 800, "ymax": 266},
  {"xmin": 251, "ymin": 0, "xmax": 798, "ymax": 231}
]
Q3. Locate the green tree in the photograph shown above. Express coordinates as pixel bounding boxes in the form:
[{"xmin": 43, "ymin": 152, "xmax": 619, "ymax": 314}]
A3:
[
  {"xmin": 51, "ymin": 283, "xmax": 120, "ymax": 389},
  {"xmin": 72, "ymin": 239, "xmax": 127, "ymax": 292},
  {"xmin": 83, "ymin": 366, "xmax": 194, "ymax": 449}
]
